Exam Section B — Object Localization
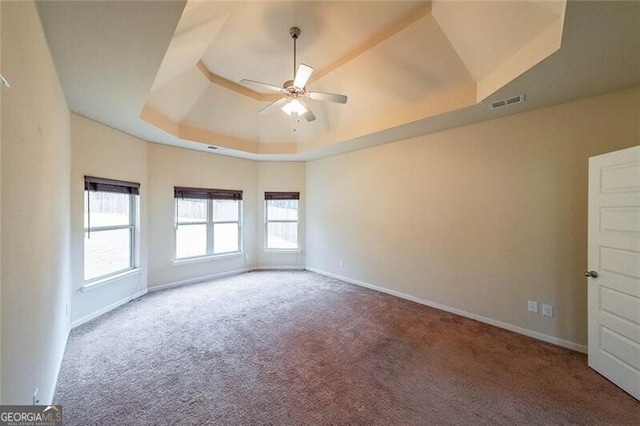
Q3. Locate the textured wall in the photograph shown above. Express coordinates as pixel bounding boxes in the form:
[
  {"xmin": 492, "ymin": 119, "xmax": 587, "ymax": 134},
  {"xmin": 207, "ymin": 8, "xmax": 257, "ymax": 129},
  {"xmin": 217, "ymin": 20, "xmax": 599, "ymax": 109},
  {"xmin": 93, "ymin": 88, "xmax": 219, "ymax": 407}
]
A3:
[
  {"xmin": 1, "ymin": 1, "xmax": 71, "ymax": 404},
  {"xmin": 0, "ymin": 0, "xmax": 4, "ymax": 403},
  {"xmin": 257, "ymin": 162, "xmax": 307, "ymax": 268},
  {"xmin": 69, "ymin": 114, "xmax": 148, "ymax": 325},
  {"xmin": 69, "ymin": 118, "xmax": 307, "ymax": 295},
  {"xmin": 306, "ymin": 86, "xmax": 640, "ymax": 349},
  {"xmin": 147, "ymin": 143, "xmax": 258, "ymax": 288}
]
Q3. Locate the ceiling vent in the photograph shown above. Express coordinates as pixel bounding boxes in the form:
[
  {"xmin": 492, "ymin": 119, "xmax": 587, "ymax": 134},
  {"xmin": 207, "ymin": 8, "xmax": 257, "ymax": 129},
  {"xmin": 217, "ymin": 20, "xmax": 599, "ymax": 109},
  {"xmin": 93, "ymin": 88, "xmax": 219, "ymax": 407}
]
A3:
[{"xmin": 487, "ymin": 94, "xmax": 525, "ymax": 110}]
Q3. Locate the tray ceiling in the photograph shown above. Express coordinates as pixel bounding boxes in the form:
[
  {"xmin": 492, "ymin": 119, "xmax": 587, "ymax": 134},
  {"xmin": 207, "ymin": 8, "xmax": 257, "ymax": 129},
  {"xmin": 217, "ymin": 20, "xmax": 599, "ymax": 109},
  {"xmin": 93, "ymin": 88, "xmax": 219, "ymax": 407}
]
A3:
[
  {"xmin": 36, "ymin": 1, "xmax": 640, "ymax": 161},
  {"xmin": 141, "ymin": 0, "xmax": 564, "ymax": 156}
]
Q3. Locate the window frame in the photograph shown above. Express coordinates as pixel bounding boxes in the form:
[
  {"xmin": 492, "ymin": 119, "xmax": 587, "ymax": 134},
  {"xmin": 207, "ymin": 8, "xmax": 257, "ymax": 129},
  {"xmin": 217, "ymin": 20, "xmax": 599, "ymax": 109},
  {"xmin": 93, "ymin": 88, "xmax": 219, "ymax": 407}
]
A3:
[
  {"xmin": 84, "ymin": 176, "xmax": 139, "ymax": 283},
  {"xmin": 264, "ymin": 192, "xmax": 300, "ymax": 251},
  {"xmin": 175, "ymin": 197, "xmax": 209, "ymax": 259},
  {"xmin": 211, "ymin": 198, "xmax": 243, "ymax": 255},
  {"xmin": 174, "ymin": 187, "xmax": 243, "ymax": 260}
]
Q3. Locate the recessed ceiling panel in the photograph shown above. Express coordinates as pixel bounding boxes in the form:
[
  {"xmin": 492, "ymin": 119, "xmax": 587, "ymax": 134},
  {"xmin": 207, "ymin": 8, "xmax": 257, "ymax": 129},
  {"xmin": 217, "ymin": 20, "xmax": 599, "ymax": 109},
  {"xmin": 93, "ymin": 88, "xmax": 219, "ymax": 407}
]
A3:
[
  {"xmin": 137, "ymin": 0, "xmax": 569, "ymax": 156},
  {"xmin": 36, "ymin": 0, "xmax": 640, "ymax": 161},
  {"xmin": 432, "ymin": 0, "xmax": 562, "ymax": 82},
  {"xmin": 183, "ymin": 84, "xmax": 262, "ymax": 144},
  {"xmin": 146, "ymin": 67, "xmax": 210, "ymax": 122},
  {"xmin": 200, "ymin": 1, "xmax": 423, "ymax": 85}
]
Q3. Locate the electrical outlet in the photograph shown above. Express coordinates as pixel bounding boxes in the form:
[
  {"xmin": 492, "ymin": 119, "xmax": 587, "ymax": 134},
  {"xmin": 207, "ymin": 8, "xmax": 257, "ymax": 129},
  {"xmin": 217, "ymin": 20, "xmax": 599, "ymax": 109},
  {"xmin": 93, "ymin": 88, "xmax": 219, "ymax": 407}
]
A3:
[
  {"xmin": 33, "ymin": 387, "xmax": 39, "ymax": 405},
  {"xmin": 542, "ymin": 304, "xmax": 554, "ymax": 317},
  {"xmin": 527, "ymin": 301, "xmax": 538, "ymax": 313}
]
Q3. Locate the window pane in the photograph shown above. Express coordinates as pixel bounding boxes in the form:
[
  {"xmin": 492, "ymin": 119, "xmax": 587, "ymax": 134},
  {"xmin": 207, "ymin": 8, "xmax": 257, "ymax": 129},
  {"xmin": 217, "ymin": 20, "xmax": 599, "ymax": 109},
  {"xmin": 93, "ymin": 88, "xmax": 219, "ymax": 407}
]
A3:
[
  {"xmin": 177, "ymin": 198, "xmax": 207, "ymax": 222},
  {"xmin": 213, "ymin": 199, "xmax": 239, "ymax": 222},
  {"xmin": 85, "ymin": 191, "xmax": 131, "ymax": 227},
  {"xmin": 267, "ymin": 200, "xmax": 298, "ymax": 221},
  {"xmin": 267, "ymin": 222, "xmax": 298, "ymax": 249},
  {"xmin": 213, "ymin": 223, "xmax": 239, "ymax": 253},
  {"xmin": 84, "ymin": 228, "xmax": 132, "ymax": 281},
  {"xmin": 176, "ymin": 224, "xmax": 207, "ymax": 259}
]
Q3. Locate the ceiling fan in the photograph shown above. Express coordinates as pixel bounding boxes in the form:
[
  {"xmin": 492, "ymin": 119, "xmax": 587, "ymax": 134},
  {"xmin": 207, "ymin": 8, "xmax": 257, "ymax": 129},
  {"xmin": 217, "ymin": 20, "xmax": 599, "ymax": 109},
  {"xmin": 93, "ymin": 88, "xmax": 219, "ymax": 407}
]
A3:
[{"xmin": 241, "ymin": 27, "xmax": 347, "ymax": 122}]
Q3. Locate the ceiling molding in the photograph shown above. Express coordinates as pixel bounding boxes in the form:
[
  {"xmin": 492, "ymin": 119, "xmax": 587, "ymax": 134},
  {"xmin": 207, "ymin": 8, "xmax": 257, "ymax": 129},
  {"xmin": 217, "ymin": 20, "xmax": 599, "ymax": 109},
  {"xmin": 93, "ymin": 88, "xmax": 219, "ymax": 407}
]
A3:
[
  {"xmin": 140, "ymin": 104, "xmax": 262, "ymax": 153},
  {"xmin": 196, "ymin": 61, "xmax": 280, "ymax": 102}
]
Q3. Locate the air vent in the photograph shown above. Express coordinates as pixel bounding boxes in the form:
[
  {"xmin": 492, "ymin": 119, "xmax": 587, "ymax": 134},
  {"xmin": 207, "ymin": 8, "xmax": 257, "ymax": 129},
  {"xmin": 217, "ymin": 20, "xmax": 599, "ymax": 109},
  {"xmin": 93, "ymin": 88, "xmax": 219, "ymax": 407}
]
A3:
[{"xmin": 488, "ymin": 94, "xmax": 525, "ymax": 110}]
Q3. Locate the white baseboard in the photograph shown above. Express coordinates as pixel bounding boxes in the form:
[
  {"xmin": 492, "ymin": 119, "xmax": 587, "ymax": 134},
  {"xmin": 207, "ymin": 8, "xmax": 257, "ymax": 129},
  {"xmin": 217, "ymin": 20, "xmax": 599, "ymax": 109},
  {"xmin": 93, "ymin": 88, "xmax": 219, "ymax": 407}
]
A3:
[
  {"xmin": 253, "ymin": 266, "xmax": 306, "ymax": 271},
  {"xmin": 149, "ymin": 267, "xmax": 309, "ymax": 292},
  {"xmin": 306, "ymin": 267, "xmax": 587, "ymax": 354},
  {"xmin": 71, "ymin": 289, "xmax": 148, "ymax": 329},
  {"xmin": 148, "ymin": 268, "xmax": 251, "ymax": 292}
]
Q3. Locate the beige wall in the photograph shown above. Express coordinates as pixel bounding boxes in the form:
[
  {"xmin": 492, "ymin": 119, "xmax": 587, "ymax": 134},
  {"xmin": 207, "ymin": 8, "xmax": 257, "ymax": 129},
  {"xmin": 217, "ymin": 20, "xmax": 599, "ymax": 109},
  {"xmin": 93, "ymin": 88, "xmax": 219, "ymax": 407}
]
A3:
[
  {"xmin": 146, "ymin": 145, "xmax": 308, "ymax": 288},
  {"xmin": 1, "ymin": 1, "xmax": 71, "ymax": 404},
  {"xmin": 0, "ymin": 0, "xmax": 4, "ymax": 402},
  {"xmin": 257, "ymin": 162, "xmax": 306, "ymax": 268},
  {"xmin": 67, "ymin": 117, "xmax": 307, "ymax": 297},
  {"xmin": 7, "ymin": 0, "xmax": 638, "ymax": 405},
  {"xmin": 70, "ymin": 114, "xmax": 148, "ymax": 325},
  {"xmin": 306, "ymin": 86, "xmax": 640, "ymax": 349},
  {"xmin": 147, "ymin": 143, "xmax": 259, "ymax": 288}
]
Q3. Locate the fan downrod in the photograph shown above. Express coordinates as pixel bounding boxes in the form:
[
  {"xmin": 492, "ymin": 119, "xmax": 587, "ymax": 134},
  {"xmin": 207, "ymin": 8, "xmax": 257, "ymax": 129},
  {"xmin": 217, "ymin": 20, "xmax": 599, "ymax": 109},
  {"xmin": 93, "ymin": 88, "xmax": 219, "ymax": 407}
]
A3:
[{"xmin": 289, "ymin": 27, "xmax": 301, "ymax": 79}]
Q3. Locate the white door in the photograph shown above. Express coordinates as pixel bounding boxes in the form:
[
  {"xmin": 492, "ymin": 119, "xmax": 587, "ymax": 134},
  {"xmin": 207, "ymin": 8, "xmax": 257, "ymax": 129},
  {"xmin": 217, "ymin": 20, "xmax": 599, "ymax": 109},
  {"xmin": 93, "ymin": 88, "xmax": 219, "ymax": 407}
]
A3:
[{"xmin": 588, "ymin": 144, "xmax": 640, "ymax": 400}]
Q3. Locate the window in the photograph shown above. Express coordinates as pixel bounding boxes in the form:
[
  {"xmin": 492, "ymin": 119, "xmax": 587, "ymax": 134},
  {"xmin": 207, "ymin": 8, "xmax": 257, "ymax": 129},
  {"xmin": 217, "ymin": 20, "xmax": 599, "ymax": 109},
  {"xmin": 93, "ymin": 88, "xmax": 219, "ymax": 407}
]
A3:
[
  {"xmin": 265, "ymin": 192, "xmax": 299, "ymax": 249},
  {"xmin": 175, "ymin": 187, "xmax": 242, "ymax": 259},
  {"xmin": 84, "ymin": 176, "xmax": 139, "ymax": 282}
]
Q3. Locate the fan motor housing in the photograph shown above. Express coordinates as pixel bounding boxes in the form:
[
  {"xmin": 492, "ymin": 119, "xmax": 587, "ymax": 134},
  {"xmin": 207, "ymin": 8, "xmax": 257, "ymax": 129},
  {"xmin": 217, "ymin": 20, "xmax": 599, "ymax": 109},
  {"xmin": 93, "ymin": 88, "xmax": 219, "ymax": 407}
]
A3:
[{"xmin": 283, "ymin": 80, "xmax": 305, "ymax": 97}]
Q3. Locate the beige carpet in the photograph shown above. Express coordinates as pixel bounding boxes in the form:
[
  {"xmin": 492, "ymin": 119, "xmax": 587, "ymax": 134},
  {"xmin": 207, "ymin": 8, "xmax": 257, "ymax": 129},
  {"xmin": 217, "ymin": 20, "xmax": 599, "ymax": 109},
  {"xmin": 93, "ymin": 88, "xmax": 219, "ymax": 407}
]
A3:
[{"xmin": 55, "ymin": 270, "xmax": 639, "ymax": 425}]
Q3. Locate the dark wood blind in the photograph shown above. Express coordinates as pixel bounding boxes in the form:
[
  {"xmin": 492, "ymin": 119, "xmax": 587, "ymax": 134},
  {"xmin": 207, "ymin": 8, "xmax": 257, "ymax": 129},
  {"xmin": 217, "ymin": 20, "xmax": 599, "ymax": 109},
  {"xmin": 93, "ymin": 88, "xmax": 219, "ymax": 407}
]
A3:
[
  {"xmin": 174, "ymin": 187, "xmax": 243, "ymax": 200},
  {"xmin": 85, "ymin": 176, "xmax": 140, "ymax": 195},
  {"xmin": 265, "ymin": 192, "xmax": 300, "ymax": 200}
]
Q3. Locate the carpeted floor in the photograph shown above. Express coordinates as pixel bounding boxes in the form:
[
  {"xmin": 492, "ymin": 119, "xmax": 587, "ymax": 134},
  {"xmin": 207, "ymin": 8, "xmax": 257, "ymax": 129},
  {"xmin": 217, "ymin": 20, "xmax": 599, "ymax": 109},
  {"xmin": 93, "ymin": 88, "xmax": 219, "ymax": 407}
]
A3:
[{"xmin": 55, "ymin": 270, "xmax": 639, "ymax": 425}]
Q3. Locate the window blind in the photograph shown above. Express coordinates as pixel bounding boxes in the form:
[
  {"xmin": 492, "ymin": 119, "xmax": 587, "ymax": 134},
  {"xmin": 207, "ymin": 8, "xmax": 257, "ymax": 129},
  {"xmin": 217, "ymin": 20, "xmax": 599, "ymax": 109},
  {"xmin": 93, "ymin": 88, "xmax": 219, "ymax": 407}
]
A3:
[
  {"xmin": 174, "ymin": 187, "xmax": 243, "ymax": 200},
  {"xmin": 264, "ymin": 192, "xmax": 300, "ymax": 200},
  {"xmin": 84, "ymin": 176, "xmax": 140, "ymax": 195}
]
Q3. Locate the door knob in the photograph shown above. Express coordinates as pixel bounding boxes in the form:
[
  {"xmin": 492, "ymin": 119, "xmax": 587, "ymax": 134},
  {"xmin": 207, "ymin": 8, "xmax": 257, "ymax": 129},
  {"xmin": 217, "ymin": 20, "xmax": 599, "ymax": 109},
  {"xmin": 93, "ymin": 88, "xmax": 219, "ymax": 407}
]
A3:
[{"xmin": 585, "ymin": 270, "xmax": 599, "ymax": 278}]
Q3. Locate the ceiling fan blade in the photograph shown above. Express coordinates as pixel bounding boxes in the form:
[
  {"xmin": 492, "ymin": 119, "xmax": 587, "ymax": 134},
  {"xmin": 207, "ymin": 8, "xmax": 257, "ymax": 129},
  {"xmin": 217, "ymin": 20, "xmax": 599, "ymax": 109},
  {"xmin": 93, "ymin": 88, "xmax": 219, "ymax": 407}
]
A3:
[
  {"xmin": 259, "ymin": 97, "xmax": 288, "ymax": 115},
  {"xmin": 241, "ymin": 79, "xmax": 283, "ymax": 93},
  {"xmin": 293, "ymin": 64, "xmax": 313, "ymax": 88},
  {"xmin": 298, "ymin": 100, "xmax": 315, "ymax": 122},
  {"xmin": 307, "ymin": 91, "xmax": 348, "ymax": 104},
  {"xmin": 304, "ymin": 109, "xmax": 316, "ymax": 122}
]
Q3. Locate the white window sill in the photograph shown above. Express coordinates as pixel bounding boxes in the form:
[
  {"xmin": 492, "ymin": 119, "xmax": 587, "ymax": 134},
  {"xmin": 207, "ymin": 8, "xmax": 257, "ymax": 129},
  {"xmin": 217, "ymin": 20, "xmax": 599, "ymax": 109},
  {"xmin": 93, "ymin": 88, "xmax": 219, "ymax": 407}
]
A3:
[
  {"xmin": 263, "ymin": 248, "xmax": 302, "ymax": 254},
  {"xmin": 82, "ymin": 268, "xmax": 140, "ymax": 292},
  {"xmin": 173, "ymin": 251, "xmax": 244, "ymax": 265}
]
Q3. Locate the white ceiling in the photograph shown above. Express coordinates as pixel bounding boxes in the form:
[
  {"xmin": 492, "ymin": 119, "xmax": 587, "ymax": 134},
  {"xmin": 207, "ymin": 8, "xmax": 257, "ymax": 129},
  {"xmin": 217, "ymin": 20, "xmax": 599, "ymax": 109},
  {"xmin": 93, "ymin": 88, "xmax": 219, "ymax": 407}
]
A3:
[{"xmin": 36, "ymin": 1, "xmax": 640, "ymax": 161}]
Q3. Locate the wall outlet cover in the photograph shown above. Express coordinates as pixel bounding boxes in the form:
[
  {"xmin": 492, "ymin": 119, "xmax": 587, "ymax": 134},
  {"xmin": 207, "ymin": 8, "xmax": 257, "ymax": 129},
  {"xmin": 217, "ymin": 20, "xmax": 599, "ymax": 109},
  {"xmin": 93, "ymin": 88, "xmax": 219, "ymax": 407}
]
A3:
[
  {"xmin": 542, "ymin": 304, "xmax": 554, "ymax": 317},
  {"xmin": 527, "ymin": 301, "xmax": 538, "ymax": 313}
]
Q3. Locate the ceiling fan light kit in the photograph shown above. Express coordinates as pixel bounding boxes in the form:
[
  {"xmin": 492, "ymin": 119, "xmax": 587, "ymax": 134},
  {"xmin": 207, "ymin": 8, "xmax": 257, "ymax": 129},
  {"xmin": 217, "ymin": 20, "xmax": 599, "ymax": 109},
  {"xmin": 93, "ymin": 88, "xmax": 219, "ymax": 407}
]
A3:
[
  {"xmin": 241, "ymin": 27, "xmax": 348, "ymax": 123},
  {"xmin": 282, "ymin": 98, "xmax": 307, "ymax": 116}
]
